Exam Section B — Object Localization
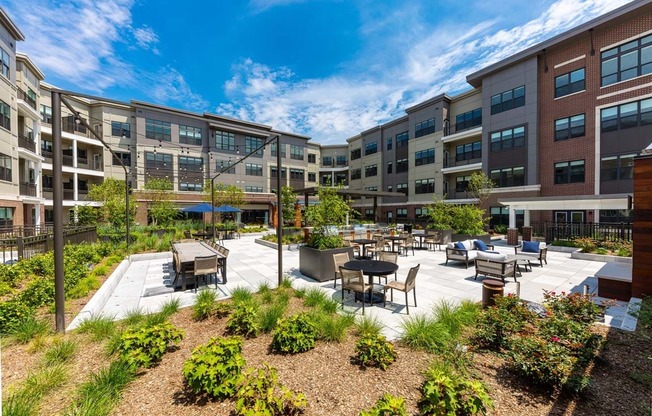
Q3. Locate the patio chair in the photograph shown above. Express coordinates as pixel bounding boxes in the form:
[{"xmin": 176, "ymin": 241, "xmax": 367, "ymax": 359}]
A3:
[
  {"xmin": 342, "ymin": 239, "xmax": 361, "ymax": 258},
  {"xmin": 424, "ymin": 231, "xmax": 443, "ymax": 251},
  {"xmin": 332, "ymin": 252, "xmax": 351, "ymax": 288},
  {"xmin": 383, "ymin": 263, "xmax": 420, "ymax": 314},
  {"xmin": 399, "ymin": 235, "xmax": 415, "ymax": 256},
  {"xmin": 194, "ymin": 254, "xmax": 219, "ymax": 290},
  {"xmin": 340, "ymin": 266, "xmax": 372, "ymax": 315},
  {"xmin": 367, "ymin": 235, "xmax": 389, "ymax": 259},
  {"xmin": 378, "ymin": 251, "xmax": 398, "ymax": 283}
]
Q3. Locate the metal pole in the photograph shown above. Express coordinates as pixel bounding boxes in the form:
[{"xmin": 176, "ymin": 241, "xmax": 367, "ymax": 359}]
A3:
[
  {"xmin": 51, "ymin": 91, "xmax": 65, "ymax": 333},
  {"xmin": 276, "ymin": 135, "xmax": 283, "ymax": 286},
  {"xmin": 125, "ymin": 171, "xmax": 130, "ymax": 248},
  {"xmin": 211, "ymin": 178, "xmax": 215, "ymax": 240}
]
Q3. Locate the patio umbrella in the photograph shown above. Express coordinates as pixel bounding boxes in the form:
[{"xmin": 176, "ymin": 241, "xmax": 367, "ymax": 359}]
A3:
[
  {"xmin": 214, "ymin": 204, "xmax": 242, "ymax": 213},
  {"xmin": 180, "ymin": 203, "xmax": 218, "ymax": 213}
]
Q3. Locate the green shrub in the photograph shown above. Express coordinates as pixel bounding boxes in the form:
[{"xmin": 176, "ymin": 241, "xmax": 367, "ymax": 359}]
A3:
[
  {"xmin": 303, "ymin": 287, "xmax": 329, "ymax": 307},
  {"xmin": 226, "ymin": 304, "xmax": 260, "ymax": 338},
  {"xmin": 259, "ymin": 303, "xmax": 287, "ymax": 333},
  {"xmin": 158, "ymin": 297, "xmax": 182, "ymax": 317},
  {"xmin": 419, "ymin": 362, "xmax": 493, "ymax": 415},
  {"xmin": 509, "ymin": 335, "xmax": 576, "ymax": 387},
  {"xmin": 355, "ymin": 315, "xmax": 384, "ymax": 337},
  {"xmin": 271, "ymin": 313, "xmax": 318, "ymax": 353},
  {"xmin": 44, "ymin": 339, "xmax": 78, "ymax": 365},
  {"xmin": 312, "ymin": 311, "xmax": 355, "ymax": 342},
  {"xmin": 0, "ymin": 263, "xmax": 21, "ymax": 287},
  {"xmin": 19, "ymin": 278, "xmax": 55, "ymax": 308},
  {"xmin": 8, "ymin": 316, "xmax": 50, "ymax": 344},
  {"xmin": 91, "ymin": 265, "xmax": 109, "ymax": 277},
  {"xmin": 472, "ymin": 294, "xmax": 536, "ymax": 351},
  {"xmin": 0, "ymin": 300, "xmax": 33, "ymax": 334},
  {"xmin": 68, "ymin": 275, "xmax": 101, "ymax": 299},
  {"xmin": 193, "ymin": 289, "xmax": 218, "ymax": 321},
  {"xmin": 280, "ymin": 277, "xmax": 293, "ymax": 289},
  {"xmin": 542, "ymin": 291, "xmax": 601, "ymax": 324},
  {"xmin": 400, "ymin": 315, "xmax": 451, "ymax": 353},
  {"xmin": 355, "ymin": 334, "xmax": 397, "ymax": 370},
  {"xmin": 360, "ymin": 393, "xmax": 407, "ymax": 416},
  {"xmin": 214, "ymin": 301, "xmax": 233, "ymax": 319},
  {"xmin": 231, "ymin": 286, "xmax": 254, "ymax": 304},
  {"xmin": 117, "ymin": 321, "xmax": 184, "ymax": 370},
  {"xmin": 76, "ymin": 315, "xmax": 117, "ymax": 341},
  {"xmin": 234, "ymin": 364, "xmax": 307, "ymax": 415},
  {"xmin": 182, "ymin": 336, "xmax": 246, "ymax": 399}
]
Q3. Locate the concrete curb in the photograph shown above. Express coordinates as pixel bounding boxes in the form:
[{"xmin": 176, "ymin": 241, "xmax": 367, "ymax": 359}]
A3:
[{"xmin": 571, "ymin": 251, "xmax": 632, "ymax": 264}]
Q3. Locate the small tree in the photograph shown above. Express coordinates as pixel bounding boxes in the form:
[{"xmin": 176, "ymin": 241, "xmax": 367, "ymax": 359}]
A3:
[
  {"xmin": 467, "ymin": 171, "xmax": 494, "ymax": 212},
  {"xmin": 281, "ymin": 186, "xmax": 297, "ymax": 226},
  {"xmin": 425, "ymin": 198, "xmax": 454, "ymax": 230},
  {"xmin": 73, "ymin": 205, "xmax": 98, "ymax": 226},
  {"xmin": 204, "ymin": 182, "xmax": 245, "ymax": 209},
  {"xmin": 145, "ymin": 177, "xmax": 177, "ymax": 227},
  {"xmin": 304, "ymin": 186, "xmax": 353, "ymax": 249},
  {"xmin": 87, "ymin": 178, "xmax": 135, "ymax": 228}
]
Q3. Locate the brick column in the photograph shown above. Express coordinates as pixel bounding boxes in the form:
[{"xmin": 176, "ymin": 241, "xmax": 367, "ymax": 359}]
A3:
[
  {"xmin": 521, "ymin": 226, "xmax": 532, "ymax": 242},
  {"xmin": 507, "ymin": 228, "xmax": 519, "ymax": 246}
]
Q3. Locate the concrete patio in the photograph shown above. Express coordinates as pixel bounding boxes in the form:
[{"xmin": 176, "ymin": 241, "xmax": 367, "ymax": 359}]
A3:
[{"xmin": 68, "ymin": 233, "xmax": 637, "ymax": 339}]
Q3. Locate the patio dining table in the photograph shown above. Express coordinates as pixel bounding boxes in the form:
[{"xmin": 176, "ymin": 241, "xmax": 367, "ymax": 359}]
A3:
[
  {"xmin": 385, "ymin": 235, "xmax": 406, "ymax": 253},
  {"xmin": 172, "ymin": 241, "xmax": 227, "ymax": 290},
  {"xmin": 342, "ymin": 259, "xmax": 398, "ymax": 303}
]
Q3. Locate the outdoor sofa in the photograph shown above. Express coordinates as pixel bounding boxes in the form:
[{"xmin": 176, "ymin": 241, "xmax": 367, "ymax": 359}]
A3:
[
  {"xmin": 474, "ymin": 251, "xmax": 518, "ymax": 282},
  {"xmin": 514, "ymin": 241, "xmax": 547, "ymax": 266},
  {"xmin": 445, "ymin": 239, "xmax": 495, "ymax": 268}
]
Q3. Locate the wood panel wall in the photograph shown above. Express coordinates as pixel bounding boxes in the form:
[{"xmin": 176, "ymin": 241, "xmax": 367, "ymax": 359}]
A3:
[{"xmin": 633, "ymin": 154, "xmax": 652, "ymax": 298}]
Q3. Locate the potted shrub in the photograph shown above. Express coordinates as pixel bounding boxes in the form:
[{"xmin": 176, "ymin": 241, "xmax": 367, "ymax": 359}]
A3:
[
  {"xmin": 299, "ymin": 187, "xmax": 355, "ymax": 282},
  {"xmin": 425, "ymin": 198, "xmax": 490, "ymax": 244}
]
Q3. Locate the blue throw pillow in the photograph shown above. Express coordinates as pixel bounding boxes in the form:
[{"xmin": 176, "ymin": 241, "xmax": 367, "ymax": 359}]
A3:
[
  {"xmin": 522, "ymin": 241, "xmax": 540, "ymax": 253},
  {"xmin": 454, "ymin": 242, "xmax": 466, "ymax": 250},
  {"xmin": 474, "ymin": 240, "xmax": 488, "ymax": 251}
]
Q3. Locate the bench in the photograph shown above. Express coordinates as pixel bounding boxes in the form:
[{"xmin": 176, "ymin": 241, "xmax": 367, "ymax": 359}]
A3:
[
  {"xmin": 474, "ymin": 251, "xmax": 518, "ymax": 283},
  {"xmin": 595, "ymin": 262, "xmax": 632, "ymax": 301},
  {"xmin": 445, "ymin": 239, "xmax": 495, "ymax": 268},
  {"xmin": 514, "ymin": 241, "xmax": 547, "ymax": 267}
]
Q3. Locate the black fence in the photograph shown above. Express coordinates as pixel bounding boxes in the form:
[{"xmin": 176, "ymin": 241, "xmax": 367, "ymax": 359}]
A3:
[
  {"xmin": 0, "ymin": 226, "xmax": 98, "ymax": 263},
  {"xmin": 530, "ymin": 221, "xmax": 632, "ymax": 243}
]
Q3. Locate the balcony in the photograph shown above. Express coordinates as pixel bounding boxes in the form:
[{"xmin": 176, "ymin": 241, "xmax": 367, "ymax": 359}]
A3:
[
  {"xmin": 17, "ymin": 87, "xmax": 36, "ymax": 110},
  {"xmin": 18, "ymin": 132, "xmax": 36, "ymax": 153},
  {"xmin": 19, "ymin": 182, "xmax": 36, "ymax": 197},
  {"xmin": 444, "ymin": 118, "xmax": 482, "ymax": 136},
  {"xmin": 61, "ymin": 118, "xmax": 89, "ymax": 138}
]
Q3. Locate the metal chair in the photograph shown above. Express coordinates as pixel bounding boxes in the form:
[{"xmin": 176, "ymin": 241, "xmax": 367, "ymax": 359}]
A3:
[
  {"xmin": 332, "ymin": 252, "xmax": 351, "ymax": 288},
  {"xmin": 383, "ymin": 264, "xmax": 420, "ymax": 314},
  {"xmin": 193, "ymin": 255, "xmax": 219, "ymax": 291},
  {"xmin": 340, "ymin": 266, "xmax": 372, "ymax": 315},
  {"xmin": 378, "ymin": 251, "xmax": 398, "ymax": 283},
  {"xmin": 399, "ymin": 235, "xmax": 415, "ymax": 256}
]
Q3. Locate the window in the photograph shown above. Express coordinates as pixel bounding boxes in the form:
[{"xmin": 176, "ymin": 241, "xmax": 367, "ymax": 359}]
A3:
[
  {"xmin": 77, "ymin": 148, "xmax": 88, "ymax": 161},
  {"xmin": 111, "ymin": 121, "xmax": 131, "ymax": 138},
  {"xmin": 415, "ymin": 118, "xmax": 435, "ymax": 138},
  {"xmin": 601, "ymin": 154, "xmax": 636, "ymax": 181},
  {"xmin": 350, "ymin": 168, "xmax": 361, "ymax": 180},
  {"xmin": 322, "ymin": 156, "xmax": 333, "ymax": 166},
  {"xmin": 365, "ymin": 164, "xmax": 377, "ymax": 177},
  {"xmin": 180, "ymin": 125, "xmax": 202, "ymax": 145},
  {"xmin": 271, "ymin": 142, "xmax": 286, "ymax": 157},
  {"xmin": 290, "ymin": 144, "xmax": 304, "ymax": 160},
  {"xmin": 555, "ymin": 114, "xmax": 585, "ymax": 140},
  {"xmin": 396, "ymin": 158, "xmax": 408, "ymax": 173},
  {"xmin": 245, "ymin": 186, "xmax": 263, "ymax": 192},
  {"xmin": 40, "ymin": 105, "xmax": 52, "ymax": 124},
  {"xmin": 112, "ymin": 152, "xmax": 131, "ymax": 167},
  {"xmin": 308, "ymin": 153, "xmax": 317, "ymax": 163},
  {"xmin": 397, "ymin": 183, "xmax": 408, "ymax": 195},
  {"xmin": 336, "ymin": 155, "xmax": 347, "ymax": 166},
  {"xmin": 215, "ymin": 130, "xmax": 236, "ymax": 151},
  {"xmin": 216, "ymin": 160, "xmax": 235, "ymax": 174},
  {"xmin": 351, "ymin": 148, "xmax": 361, "ymax": 160},
  {"xmin": 490, "ymin": 206, "xmax": 524, "ymax": 227},
  {"xmin": 387, "ymin": 161, "xmax": 392, "ymax": 174},
  {"xmin": 365, "ymin": 186, "xmax": 378, "ymax": 191},
  {"xmin": 245, "ymin": 163, "xmax": 263, "ymax": 176},
  {"xmin": 246, "ymin": 136, "xmax": 264, "ymax": 156},
  {"xmin": 365, "ymin": 141, "xmax": 378, "ymax": 155},
  {"xmin": 415, "ymin": 178, "xmax": 435, "ymax": 194},
  {"xmin": 396, "ymin": 208, "xmax": 408, "ymax": 219},
  {"xmin": 554, "ymin": 160, "xmax": 585, "ymax": 184},
  {"xmin": 601, "ymin": 35, "xmax": 652, "ymax": 86},
  {"xmin": 0, "ymin": 47, "xmax": 9, "ymax": 79},
  {"xmin": 179, "ymin": 156, "xmax": 203, "ymax": 172},
  {"xmin": 456, "ymin": 141, "xmax": 481, "ymax": 161},
  {"xmin": 490, "ymin": 166, "xmax": 525, "ymax": 187},
  {"xmin": 308, "ymin": 172, "xmax": 316, "ymax": 182},
  {"xmin": 601, "ymin": 98, "xmax": 652, "ymax": 132},
  {"xmin": 415, "ymin": 149, "xmax": 435, "ymax": 166},
  {"xmin": 490, "ymin": 86, "xmax": 525, "ymax": 115},
  {"xmin": 0, "ymin": 153, "xmax": 11, "ymax": 181},
  {"xmin": 0, "ymin": 207, "xmax": 13, "ymax": 227},
  {"xmin": 386, "ymin": 138, "xmax": 392, "ymax": 150},
  {"xmin": 335, "ymin": 172, "xmax": 348, "ymax": 185},
  {"xmin": 454, "ymin": 108, "xmax": 482, "ymax": 131},
  {"xmin": 490, "ymin": 126, "xmax": 525, "ymax": 151},
  {"xmin": 396, "ymin": 131, "xmax": 409, "ymax": 148},
  {"xmin": 555, "ymin": 68, "xmax": 585, "ymax": 98},
  {"xmin": 145, "ymin": 119, "xmax": 171, "ymax": 141},
  {"xmin": 415, "ymin": 207, "xmax": 427, "ymax": 217},
  {"xmin": 387, "ymin": 185, "xmax": 393, "ymax": 192},
  {"xmin": 145, "ymin": 152, "xmax": 172, "ymax": 171},
  {"xmin": 270, "ymin": 166, "xmax": 287, "ymax": 178},
  {"xmin": 41, "ymin": 140, "xmax": 52, "ymax": 154},
  {"xmin": 0, "ymin": 100, "xmax": 9, "ymax": 131},
  {"xmin": 455, "ymin": 176, "xmax": 470, "ymax": 192},
  {"xmin": 365, "ymin": 209, "xmax": 375, "ymax": 220},
  {"xmin": 290, "ymin": 168, "xmax": 304, "ymax": 180}
]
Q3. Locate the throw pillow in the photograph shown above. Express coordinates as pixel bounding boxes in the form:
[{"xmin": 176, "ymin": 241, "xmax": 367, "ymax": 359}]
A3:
[
  {"xmin": 476, "ymin": 251, "xmax": 507, "ymax": 261},
  {"xmin": 522, "ymin": 241, "xmax": 540, "ymax": 253},
  {"xmin": 474, "ymin": 240, "xmax": 488, "ymax": 251},
  {"xmin": 454, "ymin": 241, "xmax": 466, "ymax": 251}
]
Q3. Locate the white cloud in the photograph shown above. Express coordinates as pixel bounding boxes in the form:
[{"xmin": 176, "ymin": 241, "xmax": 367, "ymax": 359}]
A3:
[
  {"xmin": 133, "ymin": 26, "xmax": 160, "ymax": 55},
  {"xmin": 148, "ymin": 67, "xmax": 209, "ymax": 111},
  {"xmin": 248, "ymin": 0, "xmax": 309, "ymax": 13}
]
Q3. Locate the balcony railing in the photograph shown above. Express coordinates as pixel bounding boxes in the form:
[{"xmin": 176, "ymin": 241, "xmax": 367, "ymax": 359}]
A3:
[
  {"xmin": 18, "ymin": 133, "xmax": 36, "ymax": 153},
  {"xmin": 444, "ymin": 118, "xmax": 482, "ymax": 136},
  {"xmin": 17, "ymin": 87, "xmax": 37, "ymax": 110},
  {"xmin": 61, "ymin": 118, "xmax": 89, "ymax": 137},
  {"xmin": 19, "ymin": 182, "xmax": 37, "ymax": 197}
]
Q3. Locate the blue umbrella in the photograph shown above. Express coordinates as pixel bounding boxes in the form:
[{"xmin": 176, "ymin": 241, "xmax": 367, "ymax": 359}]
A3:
[
  {"xmin": 214, "ymin": 204, "xmax": 242, "ymax": 213},
  {"xmin": 180, "ymin": 203, "xmax": 217, "ymax": 213}
]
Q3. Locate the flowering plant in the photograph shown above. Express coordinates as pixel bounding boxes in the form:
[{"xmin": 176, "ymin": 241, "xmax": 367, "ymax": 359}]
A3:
[{"xmin": 542, "ymin": 290, "xmax": 601, "ymax": 325}]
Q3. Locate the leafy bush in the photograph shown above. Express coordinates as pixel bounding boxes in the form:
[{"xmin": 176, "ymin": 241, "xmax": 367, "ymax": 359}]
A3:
[
  {"xmin": 193, "ymin": 289, "xmax": 219, "ymax": 321},
  {"xmin": 19, "ymin": 278, "xmax": 55, "ymax": 308},
  {"xmin": 472, "ymin": 294, "xmax": 536, "ymax": 351},
  {"xmin": 234, "ymin": 363, "xmax": 307, "ymax": 415},
  {"xmin": 0, "ymin": 300, "xmax": 33, "ymax": 334},
  {"xmin": 68, "ymin": 275, "xmax": 101, "ymax": 299},
  {"xmin": 307, "ymin": 233, "xmax": 344, "ymax": 249},
  {"xmin": 419, "ymin": 362, "xmax": 493, "ymax": 415},
  {"xmin": 117, "ymin": 321, "xmax": 184, "ymax": 370},
  {"xmin": 355, "ymin": 334, "xmax": 397, "ymax": 370},
  {"xmin": 182, "ymin": 336, "xmax": 246, "ymax": 399},
  {"xmin": 542, "ymin": 291, "xmax": 601, "ymax": 324},
  {"xmin": 231, "ymin": 286, "xmax": 255, "ymax": 304},
  {"xmin": 271, "ymin": 313, "xmax": 318, "ymax": 353},
  {"xmin": 0, "ymin": 263, "xmax": 21, "ymax": 287},
  {"xmin": 360, "ymin": 393, "xmax": 407, "ymax": 416},
  {"xmin": 226, "ymin": 304, "xmax": 260, "ymax": 338},
  {"xmin": 509, "ymin": 335, "xmax": 576, "ymax": 386},
  {"xmin": 259, "ymin": 303, "xmax": 287, "ymax": 333}
]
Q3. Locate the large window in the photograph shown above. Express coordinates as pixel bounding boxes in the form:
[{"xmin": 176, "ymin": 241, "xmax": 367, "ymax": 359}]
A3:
[
  {"xmin": 397, "ymin": 183, "xmax": 408, "ymax": 195},
  {"xmin": 490, "ymin": 166, "xmax": 525, "ymax": 188},
  {"xmin": 308, "ymin": 172, "xmax": 316, "ymax": 182},
  {"xmin": 415, "ymin": 118, "xmax": 435, "ymax": 138},
  {"xmin": 415, "ymin": 148, "xmax": 435, "ymax": 166},
  {"xmin": 387, "ymin": 161, "xmax": 392, "ymax": 174},
  {"xmin": 0, "ymin": 153, "xmax": 11, "ymax": 181},
  {"xmin": 386, "ymin": 138, "xmax": 392, "ymax": 150},
  {"xmin": 396, "ymin": 158, "xmax": 408, "ymax": 173},
  {"xmin": 145, "ymin": 119, "xmax": 171, "ymax": 141},
  {"xmin": 555, "ymin": 114, "xmax": 585, "ymax": 140},
  {"xmin": 245, "ymin": 163, "xmax": 263, "ymax": 176},
  {"xmin": 245, "ymin": 186, "xmax": 263, "ymax": 193},
  {"xmin": 145, "ymin": 152, "xmax": 173, "ymax": 170},
  {"xmin": 396, "ymin": 131, "xmax": 409, "ymax": 148},
  {"xmin": 0, "ymin": 100, "xmax": 9, "ymax": 131},
  {"xmin": 396, "ymin": 208, "xmax": 408, "ymax": 219},
  {"xmin": 246, "ymin": 136, "xmax": 264, "ymax": 156},
  {"xmin": 270, "ymin": 166, "xmax": 287, "ymax": 178},
  {"xmin": 350, "ymin": 168, "xmax": 361, "ymax": 180},
  {"xmin": 40, "ymin": 105, "xmax": 52, "ymax": 124},
  {"xmin": 290, "ymin": 168, "xmax": 304, "ymax": 180},
  {"xmin": 554, "ymin": 160, "xmax": 585, "ymax": 184},
  {"xmin": 178, "ymin": 157, "xmax": 202, "ymax": 190},
  {"xmin": 351, "ymin": 148, "xmax": 361, "ymax": 160},
  {"xmin": 415, "ymin": 178, "xmax": 434, "ymax": 194},
  {"xmin": 365, "ymin": 164, "xmax": 377, "ymax": 177},
  {"xmin": 455, "ymin": 176, "xmax": 470, "ymax": 192},
  {"xmin": 365, "ymin": 141, "xmax": 378, "ymax": 155},
  {"xmin": 180, "ymin": 125, "xmax": 202, "ymax": 145},
  {"xmin": 290, "ymin": 144, "xmax": 304, "ymax": 160},
  {"xmin": 215, "ymin": 130, "xmax": 236, "ymax": 151},
  {"xmin": 308, "ymin": 153, "xmax": 317, "ymax": 163},
  {"xmin": 365, "ymin": 186, "xmax": 378, "ymax": 191},
  {"xmin": 490, "ymin": 86, "xmax": 525, "ymax": 115},
  {"xmin": 336, "ymin": 155, "xmax": 347, "ymax": 166},
  {"xmin": 111, "ymin": 121, "xmax": 131, "ymax": 138},
  {"xmin": 0, "ymin": 47, "xmax": 9, "ymax": 79},
  {"xmin": 555, "ymin": 68, "xmax": 585, "ymax": 98},
  {"xmin": 490, "ymin": 126, "xmax": 525, "ymax": 151},
  {"xmin": 178, "ymin": 156, "xmax": 203, "ymax": 172},
  {"xmin": 216, "ymin": 160, "xmax": 235, "ymax": 174},
  {"xmin": 112, "ymin": 152, "xmax": 131, "ymax": 167},
  {"xmin": 454, "ymin": 108, "xmax": 482, "ymax": 131},
  {"xmin": 322, "ymin": 156, "xmax": 333, "ymax": 166},
  {"xmin": 601, "ymin": 35, "xmax": 652, "ymax": 86},
  {"xmin": 271, "ymin": 142, "xmax": 286, "ymax": 158},
  {"xmin": 0, "ymin": 207, "xmax": 13, "ymax": 227},
  {"xmin": 601, "ymin": 154, "xmax": 636, "ymax": 181},
  {"xmin": 456, "ymin": 141, "xmax": 481, "ymax": 161},
  {"xmin": 601, "ymin": 98, "xmax": 652, "ymax": 132}
]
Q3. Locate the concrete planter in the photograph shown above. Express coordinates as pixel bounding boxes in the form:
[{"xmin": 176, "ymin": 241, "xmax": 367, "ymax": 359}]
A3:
[
  {"xmin": 426, "ymin": 228, "xmax": 452, "ymax": 244},
  {"xmin": 254, "ymin": 238, "xmax": 295, "ymax": 251},
  {"xmin": 571, "ymin": 250, "xmax": 632, "ymax": 264},
  {"xmin": 299, "ymin": 245, "xmax": 355, "ymax": 282},
  {"xmin": 451, "ymin": 233, "xmax": 491, "ymax": 244}
]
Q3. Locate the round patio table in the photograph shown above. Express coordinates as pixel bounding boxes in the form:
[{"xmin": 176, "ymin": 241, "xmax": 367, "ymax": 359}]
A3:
[
  {"xmin": 385, "ymin": 235, "xmax": 406, "ymax": 253},
  {"xmin": 350, "ymin": 238, "xmax": 376, "ymax": 259},
  {"xmin": 342, "ymin": 260, "xmax": 398, "ymax": 303}
]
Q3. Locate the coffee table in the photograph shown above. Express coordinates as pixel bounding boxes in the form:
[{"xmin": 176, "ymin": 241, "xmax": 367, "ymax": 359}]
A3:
[{"xmin": 508, "ymin": 254, "xmax": 532, "ymax": 274}]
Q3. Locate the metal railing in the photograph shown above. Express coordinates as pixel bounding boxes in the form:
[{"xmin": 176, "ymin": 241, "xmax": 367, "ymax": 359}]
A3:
[
  {"xmin": 18, "ymin": 132, "xmax": 36, "ymax": 152},
  {"xmin": 530, "ymin": 221, "xmax": 632, "ymax": 242},
  {"xmin": 0, "ymin": 225, "xmax": 97, "ymax": 262},
  {"xmin": 19, "ymin": 182, "xmax": 36, "ymax": 197},
  {"xmin": 17, "ymin": 87, "xmax": 37, "ymax": 110},
  {"xmin": 443, "ymin": 118, "xmax": 482, "ymax": 136}
]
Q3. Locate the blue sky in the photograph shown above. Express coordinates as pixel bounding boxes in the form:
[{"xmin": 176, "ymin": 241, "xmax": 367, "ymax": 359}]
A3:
[{"xmin": 5, "ymin": 0, "xmax": 630, "ymax": 144}]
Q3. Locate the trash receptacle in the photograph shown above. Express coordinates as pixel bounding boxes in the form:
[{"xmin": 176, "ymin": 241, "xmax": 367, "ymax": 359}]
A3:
[
  {"xmin": 404, "ymin": 224, "xmax": 413, "ymax": 233},
  {"xmin": 482, "ymin": 279, "xmax": 505, "ymax": 308}
]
